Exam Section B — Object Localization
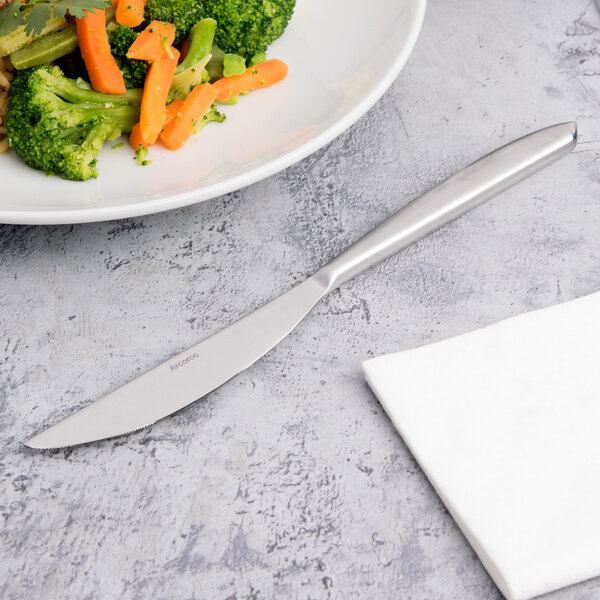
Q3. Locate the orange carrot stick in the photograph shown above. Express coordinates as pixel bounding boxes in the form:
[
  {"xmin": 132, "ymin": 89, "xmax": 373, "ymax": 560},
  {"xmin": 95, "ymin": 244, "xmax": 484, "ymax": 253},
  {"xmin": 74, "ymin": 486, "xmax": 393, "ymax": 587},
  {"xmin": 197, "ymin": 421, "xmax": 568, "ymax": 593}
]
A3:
[
  {"xmin": 77, "ymin": 9, "xmax": 126, "ymax": 95},
  {"xmin": 211, "ymin": 59, "xmax": 288, "ymax": 102},
  {"xmin": 163, "ymin": 99, "xmax": 184, "ymax": 126},
  {"xmin": 127, "ymin": 21, "xmax": 176, "ymax": 61},
  {"xmin": 129, "ymin": 99, "xmax": 184, "ymax": 150},
  {"xmin": 160, "ymin": 83, "xmax": 218, "ymax": 151},
  {"xmin": 139, "ymin": 46, "xmax": 180, "ymax": 145},
  {"xmin": 129, "ymin": 123, "xmax": 148, "ymax": 150},
  {"xmin": 116, "ymin": 0, "xmax": 147, "ymax": 28}
]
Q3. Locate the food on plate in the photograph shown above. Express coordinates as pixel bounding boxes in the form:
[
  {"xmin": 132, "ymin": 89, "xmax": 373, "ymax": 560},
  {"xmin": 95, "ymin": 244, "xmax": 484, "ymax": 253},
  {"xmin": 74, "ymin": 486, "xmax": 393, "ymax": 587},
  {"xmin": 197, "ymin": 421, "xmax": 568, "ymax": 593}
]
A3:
[
  {"xmin": 107, "ymin": 22, "xmax": 148, "ymax": 88},
  {"xmin": 6, "ymin": 65, "xmax": 141, "ymax": 180},
  {"xmin": 115, "ymin": 0, "xmax": 146, "ymax": 28},
  {"xmin": 159, "ymin": 81, "xmax": 216, "ymax": 149},
  {"xmin": 143, "ymin": 0, "xmax": 203, "ymax": 45},
  {"xmin": 138, "ymin": 37, "xmax": 179, "ymax": 144},
  {"xmin": 212, "ymin": 58, "xmax": 287, "ymax": 101},
  {"xmin": 76, "ymin": 8, "xmax": 126, "ymax": 94},
  {"xmin": 202, "ymin": 0, "xmax": 295, "ymax": 59},
  {"xmin": 0, "ymin": 0, "xmax": 294, "ymax": 180}
]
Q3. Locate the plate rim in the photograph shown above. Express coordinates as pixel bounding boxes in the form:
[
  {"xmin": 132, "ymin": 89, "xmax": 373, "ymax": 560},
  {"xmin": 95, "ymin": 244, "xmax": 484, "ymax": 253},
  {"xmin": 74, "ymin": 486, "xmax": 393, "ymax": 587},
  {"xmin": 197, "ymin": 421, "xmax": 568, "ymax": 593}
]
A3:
[{"xmin": 0, "ymin": 0, "xmax": 427, "ymax": 225}]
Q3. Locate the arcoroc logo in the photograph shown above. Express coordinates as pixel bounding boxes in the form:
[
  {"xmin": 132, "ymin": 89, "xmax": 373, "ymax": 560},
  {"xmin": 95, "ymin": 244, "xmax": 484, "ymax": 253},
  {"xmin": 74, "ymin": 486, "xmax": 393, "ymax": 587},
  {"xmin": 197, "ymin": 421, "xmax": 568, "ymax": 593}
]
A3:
[{"xmin": 170, "ymin": 352, "xmax": 200, "ymax": 371}]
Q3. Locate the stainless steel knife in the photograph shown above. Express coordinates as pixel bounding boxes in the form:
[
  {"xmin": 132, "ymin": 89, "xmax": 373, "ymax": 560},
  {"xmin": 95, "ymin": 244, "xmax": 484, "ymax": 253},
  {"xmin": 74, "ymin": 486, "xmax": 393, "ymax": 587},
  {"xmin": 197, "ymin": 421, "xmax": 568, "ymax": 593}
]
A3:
[{"xmin": 25, "ymin": 122, "xmax": 578, "ymax": 449}]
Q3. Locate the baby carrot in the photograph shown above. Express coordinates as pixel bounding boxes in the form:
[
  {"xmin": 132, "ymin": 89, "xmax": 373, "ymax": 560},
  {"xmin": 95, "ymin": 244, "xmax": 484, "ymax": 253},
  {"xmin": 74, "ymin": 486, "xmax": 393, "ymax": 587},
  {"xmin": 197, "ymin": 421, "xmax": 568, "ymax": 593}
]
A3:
[
  {"xmin": 160, "ymin": 83, "xmax": 218, "ymax": 150},
  {"xmin": 76, "ymin": 9, "xmax": 126, "ymax": 95},
  {"xmin": 163, "ymin": 99, "xmax": 185, "ymax": 128},
  {"xmin": 129, "ymin": 123, "xmax": 148, "ymax": 150},
  {"xmin": 211, "ymin": 58, "xmax": 288, "ymax": 102},
  {"xmin": 127, "ymin": 21, "xmax": 176, "ymax": 62},
  {"xmin": 129, "ymin": 99, "xmax": 184, "ymax": 149},
  {"xmin": 116, "ymin": 0, "xmax": 147, "ymax": 28},
  {"xmin": 139, "ymin": 45, "xmax": 180, "ymax": 144}
]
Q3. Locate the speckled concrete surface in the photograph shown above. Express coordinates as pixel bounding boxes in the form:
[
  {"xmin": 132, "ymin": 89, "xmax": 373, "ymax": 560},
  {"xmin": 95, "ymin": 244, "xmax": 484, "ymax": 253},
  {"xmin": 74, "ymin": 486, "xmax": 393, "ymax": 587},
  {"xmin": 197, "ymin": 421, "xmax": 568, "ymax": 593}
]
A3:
[{"xmin": 2, "ymin": 1, "xmax": 600, "ymax": 599}]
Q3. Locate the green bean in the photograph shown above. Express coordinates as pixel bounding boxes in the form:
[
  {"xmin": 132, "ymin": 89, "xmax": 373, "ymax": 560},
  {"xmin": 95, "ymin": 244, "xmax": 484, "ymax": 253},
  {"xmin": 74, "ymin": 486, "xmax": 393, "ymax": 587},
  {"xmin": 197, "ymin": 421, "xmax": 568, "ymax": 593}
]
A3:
[{"xmin": 11, "ymin": 26, "xmax": 78, "ymax": 70}]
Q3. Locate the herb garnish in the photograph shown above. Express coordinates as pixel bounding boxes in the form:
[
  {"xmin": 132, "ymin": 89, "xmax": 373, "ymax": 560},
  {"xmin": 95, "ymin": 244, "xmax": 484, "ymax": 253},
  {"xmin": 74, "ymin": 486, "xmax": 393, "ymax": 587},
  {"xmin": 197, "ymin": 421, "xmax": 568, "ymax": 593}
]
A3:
[{"xmin": 0, "ymin": 0, "xmax": 113, "ymax": 38}]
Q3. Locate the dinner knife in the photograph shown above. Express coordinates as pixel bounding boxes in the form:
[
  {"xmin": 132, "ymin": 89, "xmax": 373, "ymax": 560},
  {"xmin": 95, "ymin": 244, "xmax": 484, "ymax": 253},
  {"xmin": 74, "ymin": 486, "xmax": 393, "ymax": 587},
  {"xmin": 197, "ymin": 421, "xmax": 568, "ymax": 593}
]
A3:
[{"xmin": 25, "ymin": 122, "xmax": 578, "ymax": 449}]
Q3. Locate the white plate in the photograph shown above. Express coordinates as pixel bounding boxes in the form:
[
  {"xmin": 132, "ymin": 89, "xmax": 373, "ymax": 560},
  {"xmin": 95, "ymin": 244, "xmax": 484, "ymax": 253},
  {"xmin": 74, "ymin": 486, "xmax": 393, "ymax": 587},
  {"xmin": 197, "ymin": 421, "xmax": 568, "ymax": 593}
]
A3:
[{"xmin": 0, "ymin": 0, "xmax": 426, "ymax": 224}]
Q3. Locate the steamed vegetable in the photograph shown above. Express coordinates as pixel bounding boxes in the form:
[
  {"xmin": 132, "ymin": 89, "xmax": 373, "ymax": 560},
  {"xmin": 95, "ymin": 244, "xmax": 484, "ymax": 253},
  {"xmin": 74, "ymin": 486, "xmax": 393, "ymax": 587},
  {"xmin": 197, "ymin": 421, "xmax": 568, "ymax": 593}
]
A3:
[
  {"xmin": 129, "ymin": 122, "xmax": 148, "ymax": 150},
  {"xmin": 129, "ymin": 98, "xmax": 183, "ymax": 149},
  {"xmin": 5, "ymin": 65, "xmax": 141, "ymax": 180},
  {"xmin": 0, "ymin": 0, "xmax": 113, "ymax": 48},
  {"xmin": 168, "ymin": 18, "xmax": 215, "ymax": 101},
  {"xmin": 212, "ymin": 58, "xmax": 287, "ymax": 102},
  {"xmin": 0, "ymin": 0, "xmax": 293, "ymax": 178},
  {"xmin": 116, "ymin": 0, "xmax": 147, "ymax": 28},
  {"xmin": 127, "ymin": 21, "xmax": 176, "ymax": 61},
  {"xmin": 77, "ymin": 8, "xmax": 125, "ymax": 94},
  {"xmin": 202, "ymin": 0, "xmax": 296, "ymax": 59},
  {"xmin": 205, "ymin": 43, "xmax": 225, "ymax": 81},
  {"xmin": 222, "ymin": 53, "xmax": 245, "ymax": 77},
  {"xmin": 160, "ymin": 82, "xmax": 217, "ymax": 150},
  {"xmin": 176, "ymin": 18, "xmax": 215, "ymax": 74},
  {"xmin": 168, "ymin": 54, "xmax": 210, "ymax": 101},
  {"xmin": 249, "ymin": 51, "xmax": 266, "ymax": 67},
  {"xmin": 143, "ymin": 0, "xmax": 204, "ymax": 45},
  {"xmin": 139, "ymin": 44, "xmax": 179, "ymax": 144},
  {"xmin": 0, "ymin": 15, "xmax": 67, "ymax": 56},
  {"xmin": 10, "ymin": 25, "xmax": 78, "ymax": 70},
  {"xmin": 11, "ymin": 6, "xmax": 117, "ymax": 70},
  {"xmin": 107, "ymin": 23, "xmax": 148, "ymax": 88}
]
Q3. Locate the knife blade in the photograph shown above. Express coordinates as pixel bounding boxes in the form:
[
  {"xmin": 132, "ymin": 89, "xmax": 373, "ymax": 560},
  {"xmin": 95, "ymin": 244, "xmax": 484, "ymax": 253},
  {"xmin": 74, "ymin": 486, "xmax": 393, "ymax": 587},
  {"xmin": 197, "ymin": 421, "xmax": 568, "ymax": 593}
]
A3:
[{"xmin": 25, "ymin": 122, "xmax": 578, "ymax": 449}]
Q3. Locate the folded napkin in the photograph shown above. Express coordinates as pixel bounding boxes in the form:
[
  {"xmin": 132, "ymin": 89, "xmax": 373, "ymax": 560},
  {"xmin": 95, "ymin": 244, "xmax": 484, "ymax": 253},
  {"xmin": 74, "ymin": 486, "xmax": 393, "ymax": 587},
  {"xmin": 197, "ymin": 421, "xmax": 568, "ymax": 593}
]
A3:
[{"xmin": 363, "ymin": 292, "xmax": 600, "ymax": 600}]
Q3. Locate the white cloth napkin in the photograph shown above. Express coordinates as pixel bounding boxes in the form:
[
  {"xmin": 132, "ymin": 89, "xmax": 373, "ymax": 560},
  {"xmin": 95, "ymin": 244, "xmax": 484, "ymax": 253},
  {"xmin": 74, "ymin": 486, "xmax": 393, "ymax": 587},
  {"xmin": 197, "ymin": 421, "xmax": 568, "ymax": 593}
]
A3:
[{"xmin": 363, "ymin": 292, "xmax": 600, "ymax": 600}]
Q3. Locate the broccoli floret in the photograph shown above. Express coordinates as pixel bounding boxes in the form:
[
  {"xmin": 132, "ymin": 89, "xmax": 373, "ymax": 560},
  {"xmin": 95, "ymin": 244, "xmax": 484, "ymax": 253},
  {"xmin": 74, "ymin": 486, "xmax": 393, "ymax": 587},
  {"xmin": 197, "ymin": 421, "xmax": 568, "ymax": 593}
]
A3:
[
  {"xmin": 143, "ymin": 0, "xmax": 205, "ymax": 45},
  {"xmin": 5, "ymin": 65, "xmax": 141, "ymax": 181},
  {"xmin": 107, "ymin": 22, "xmax": 137, "ymax": 56},
  {"xmin": 108, "ymin": 23, "xmax": 148, "ymax": 89},
  {"xmin": 198, "ymin": 106, "xmax": 226, "ymax": 131},
  {"xmin": 249, "ymin": 51, "xmax": 266, "ymax": 66},
  {"xmin": 202, "ymin": 0, "xmax": 296, "ymax": 59},
  {"xmin": 134, "ymin": 145, "xmax": 152, "ymax": 166}
]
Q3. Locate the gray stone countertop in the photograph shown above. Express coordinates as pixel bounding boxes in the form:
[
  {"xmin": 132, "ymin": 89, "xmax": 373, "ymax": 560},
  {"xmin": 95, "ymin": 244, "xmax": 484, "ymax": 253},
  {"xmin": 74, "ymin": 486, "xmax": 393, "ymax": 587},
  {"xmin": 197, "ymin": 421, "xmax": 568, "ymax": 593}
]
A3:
[{"xmin": 2, "ymin": 1, "xmax": 600, "ymax": 598}]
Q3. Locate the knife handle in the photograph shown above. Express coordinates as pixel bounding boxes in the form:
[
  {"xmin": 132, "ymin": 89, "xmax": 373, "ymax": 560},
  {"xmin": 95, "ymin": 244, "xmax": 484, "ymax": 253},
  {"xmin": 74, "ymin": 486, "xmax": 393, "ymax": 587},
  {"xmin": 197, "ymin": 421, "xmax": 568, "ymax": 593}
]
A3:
[{"xmin": 315, "ymin": 122, "xmax": 577, "ymax": 290}]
